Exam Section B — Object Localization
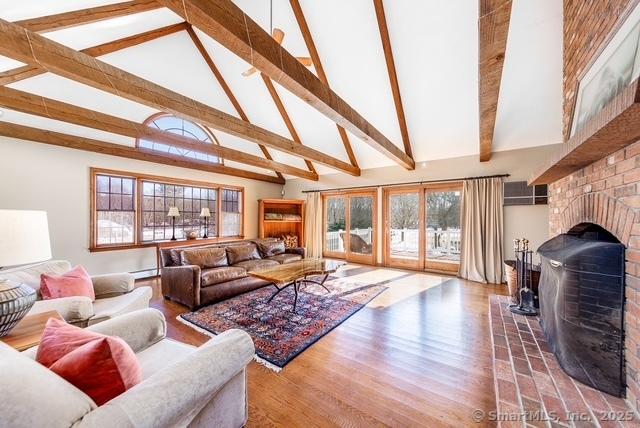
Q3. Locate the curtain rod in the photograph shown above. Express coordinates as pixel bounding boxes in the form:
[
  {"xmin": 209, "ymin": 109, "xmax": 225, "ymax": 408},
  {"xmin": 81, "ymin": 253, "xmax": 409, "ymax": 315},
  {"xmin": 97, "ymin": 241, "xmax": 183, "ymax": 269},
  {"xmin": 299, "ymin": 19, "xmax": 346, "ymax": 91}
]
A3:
[{"xmin": 300, "ymin": 173, "xmax": 511, "ymax": 194}]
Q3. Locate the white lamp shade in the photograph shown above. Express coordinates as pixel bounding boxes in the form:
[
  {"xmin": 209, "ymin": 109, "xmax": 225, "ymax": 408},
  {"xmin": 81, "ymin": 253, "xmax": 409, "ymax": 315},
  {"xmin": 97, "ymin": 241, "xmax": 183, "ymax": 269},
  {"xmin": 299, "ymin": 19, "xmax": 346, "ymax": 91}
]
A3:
[
  {"xmin": 200, "ymin": 208, "xmax": 211, "ymax": 217},
  {"xmin": 167, "ymin": 207, "xmax": 180, "ymax": 217},
  {"xmin": 0, "ymin": 210, "xmax": 52, "ymax": 267}
]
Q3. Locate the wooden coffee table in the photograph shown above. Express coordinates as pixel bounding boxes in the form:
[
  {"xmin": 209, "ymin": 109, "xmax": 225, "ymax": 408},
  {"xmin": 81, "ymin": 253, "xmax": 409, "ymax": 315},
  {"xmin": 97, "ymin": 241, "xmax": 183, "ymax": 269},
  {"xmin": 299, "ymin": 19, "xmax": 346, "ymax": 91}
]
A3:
[
  {"xmin": 0, "ymin": 310, "xmax": 63, "ymax": 351},
  {"xmin": 249, "ymin": 259, "xmax": 346, "ymax": 313}
]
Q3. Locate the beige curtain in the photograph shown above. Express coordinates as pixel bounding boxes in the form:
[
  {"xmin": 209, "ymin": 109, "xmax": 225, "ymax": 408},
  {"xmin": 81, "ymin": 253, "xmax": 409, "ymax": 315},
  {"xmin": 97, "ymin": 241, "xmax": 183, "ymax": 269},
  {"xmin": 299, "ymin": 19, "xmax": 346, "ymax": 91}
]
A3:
[
  {"xmin": 304, "ymin": 192, "xmax": 323, "ymax": 258},
  {"xmin": 458, "ymin": 177, "xmax": 504, "ymax": 284}
]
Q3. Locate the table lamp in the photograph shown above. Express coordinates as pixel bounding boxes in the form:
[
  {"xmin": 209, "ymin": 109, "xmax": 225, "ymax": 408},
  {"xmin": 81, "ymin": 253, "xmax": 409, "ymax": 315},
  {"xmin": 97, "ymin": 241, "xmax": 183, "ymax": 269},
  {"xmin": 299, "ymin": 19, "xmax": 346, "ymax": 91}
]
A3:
[
  {"xmin": 167, "ymin": 207, "xmax": 180, "ymax": 241},
  {"xmin": 0, "ymin": 210, "xmax": 52, "ymax": 337},
  {"xmin": 200, "ymin": 207, "xmax": 211, "ymax": 239}
]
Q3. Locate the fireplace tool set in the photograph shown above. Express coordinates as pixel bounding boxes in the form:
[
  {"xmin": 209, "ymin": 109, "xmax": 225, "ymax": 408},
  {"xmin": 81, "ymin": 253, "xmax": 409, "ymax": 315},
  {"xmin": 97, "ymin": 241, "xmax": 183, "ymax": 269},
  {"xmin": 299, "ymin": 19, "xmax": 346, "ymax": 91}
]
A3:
[{"xmin": 509, "ymin": 238, "xmax": 538, "ymax": 316}]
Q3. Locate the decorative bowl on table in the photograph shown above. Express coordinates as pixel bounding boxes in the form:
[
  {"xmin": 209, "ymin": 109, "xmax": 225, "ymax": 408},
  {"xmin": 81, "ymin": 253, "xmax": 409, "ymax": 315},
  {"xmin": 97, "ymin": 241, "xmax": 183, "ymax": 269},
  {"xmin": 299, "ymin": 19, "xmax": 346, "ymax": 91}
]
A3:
[{"xmin": 0, "ymin": 279, "xmax": 37, "ymax": 337}]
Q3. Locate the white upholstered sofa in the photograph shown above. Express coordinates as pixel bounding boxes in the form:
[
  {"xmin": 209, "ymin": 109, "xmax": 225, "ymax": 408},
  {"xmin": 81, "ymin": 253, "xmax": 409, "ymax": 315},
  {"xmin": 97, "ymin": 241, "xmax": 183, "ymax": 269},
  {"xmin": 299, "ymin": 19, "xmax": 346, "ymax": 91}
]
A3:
[
  {"xmin": 0, "ymin": 260, "xmax": 151, "ymax": 326},
  {"xmin": 0, "ymin": 308, "xmax": 254, "ymax": 428}
]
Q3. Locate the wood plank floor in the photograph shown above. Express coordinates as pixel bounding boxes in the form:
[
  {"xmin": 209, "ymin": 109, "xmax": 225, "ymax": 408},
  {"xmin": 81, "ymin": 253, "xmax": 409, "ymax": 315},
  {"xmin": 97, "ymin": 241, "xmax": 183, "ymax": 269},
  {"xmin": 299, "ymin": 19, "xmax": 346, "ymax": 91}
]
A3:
[{"xmin": 141, "ymin": 264, "xmax": 507, "ymax": 427}]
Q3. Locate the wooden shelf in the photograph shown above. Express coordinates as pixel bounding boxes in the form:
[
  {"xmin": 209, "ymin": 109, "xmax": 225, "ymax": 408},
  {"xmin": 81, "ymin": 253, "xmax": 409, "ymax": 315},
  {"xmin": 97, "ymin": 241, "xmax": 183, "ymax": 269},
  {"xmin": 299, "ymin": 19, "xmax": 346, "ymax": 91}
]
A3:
[
  {"xmin": 258, "ymin": 199, "xmax": 305, "ymax": 245},
  {"xmin": 529, "ymin": 78, "xmax": 640, "ymax": 185}
]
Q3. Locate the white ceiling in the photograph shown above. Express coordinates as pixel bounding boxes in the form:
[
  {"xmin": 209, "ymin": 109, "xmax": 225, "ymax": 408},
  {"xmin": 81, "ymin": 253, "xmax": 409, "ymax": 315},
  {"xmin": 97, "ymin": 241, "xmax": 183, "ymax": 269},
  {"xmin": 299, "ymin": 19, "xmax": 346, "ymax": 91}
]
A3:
[{"xmin": 0, "ymin": 0, "xmax": 563, "ymax": 180}]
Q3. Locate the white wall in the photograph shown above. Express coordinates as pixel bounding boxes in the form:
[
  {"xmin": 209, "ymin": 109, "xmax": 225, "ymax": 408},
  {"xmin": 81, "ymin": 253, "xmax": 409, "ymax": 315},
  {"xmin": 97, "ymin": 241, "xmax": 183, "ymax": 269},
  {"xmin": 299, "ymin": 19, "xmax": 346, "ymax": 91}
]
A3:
[
  {"xmin": 504, "ymin": 204, "xmax": 548, "ymax": 264},
  {"xmin": 284, "ymin": 144, "xmax": 559, "ymax": 266},
  {"xmin": 0, "ymin": 137, "xmax": 283, "ymax": 274}
]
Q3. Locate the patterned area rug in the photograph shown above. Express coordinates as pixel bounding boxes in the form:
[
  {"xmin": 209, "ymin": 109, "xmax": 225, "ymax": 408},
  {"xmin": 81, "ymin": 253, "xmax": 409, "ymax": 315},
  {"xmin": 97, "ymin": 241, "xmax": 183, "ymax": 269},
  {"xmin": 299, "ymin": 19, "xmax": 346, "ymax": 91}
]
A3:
[{"xmin": 179, "ymin": 276, "xmax": 386, "ymax": 371}]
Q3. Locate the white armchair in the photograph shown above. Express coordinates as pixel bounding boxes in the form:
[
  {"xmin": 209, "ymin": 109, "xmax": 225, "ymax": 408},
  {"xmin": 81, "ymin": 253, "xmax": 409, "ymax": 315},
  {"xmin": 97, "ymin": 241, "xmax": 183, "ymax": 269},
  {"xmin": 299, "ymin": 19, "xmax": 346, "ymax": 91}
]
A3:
[
  {"xmin": 0, "ymin": 260, "xmax": 151, "ymax": 326},
  {"xmin": 1, "ymin": 309, "xmax": 255, "ymax": 428}
]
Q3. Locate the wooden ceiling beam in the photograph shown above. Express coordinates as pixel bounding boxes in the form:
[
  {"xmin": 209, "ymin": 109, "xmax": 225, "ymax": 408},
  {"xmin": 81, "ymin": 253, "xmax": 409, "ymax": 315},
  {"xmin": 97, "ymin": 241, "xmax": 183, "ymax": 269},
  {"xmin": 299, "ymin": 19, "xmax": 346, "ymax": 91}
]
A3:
[
  {"xmin": 478, "ymin": 0, "xmax": 512, "ymax": 162},
  {"xmin": 289, "ymin": 0, "xmax": 359, "ymax": 169},
  {"xmin": 0, "ymin": 65, "xmax": 44, "ymax": 86},
  {"xmin": 261, "ymin": 74, "xmax": 317, "ymax": 175},
  {"xmin": 0, "ymin": 22, "xmax": 187, "ymax": 86},
  {"xmin": 85, "ymin": 22, "xmax": 188, "ymax": 57},
  {"xmin": 158, "ymin": 0, "xmax": 414, "ymax": 170},
  {"xmin": 0, "ymin": 18, "xmax": 358, "ymax": 176},
  {"xmin": 373, "ymin": 0, "xmax": 413, "ymax": 159},
  {"xmin": 0, "ymin": 121, "xmax": 284, "ymax": 184},
  {"xmin": 14, "ymin": 0, "xmax": 162, "ymax": 33},
  {"xmin": 0, "ymin": 86, "xmax": 318, "ymax": 181},
  {"xmin": 184, "ymin": 26, "xmax": 284, "ymax": 180}
]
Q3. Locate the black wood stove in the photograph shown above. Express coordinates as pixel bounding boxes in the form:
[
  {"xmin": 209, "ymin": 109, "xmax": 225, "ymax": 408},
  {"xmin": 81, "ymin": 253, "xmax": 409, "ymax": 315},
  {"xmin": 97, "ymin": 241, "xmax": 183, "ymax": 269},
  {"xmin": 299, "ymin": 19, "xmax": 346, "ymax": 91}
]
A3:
[{"xmin": 537, "ymin": 223, "xmax": 625, "ymax": 397}]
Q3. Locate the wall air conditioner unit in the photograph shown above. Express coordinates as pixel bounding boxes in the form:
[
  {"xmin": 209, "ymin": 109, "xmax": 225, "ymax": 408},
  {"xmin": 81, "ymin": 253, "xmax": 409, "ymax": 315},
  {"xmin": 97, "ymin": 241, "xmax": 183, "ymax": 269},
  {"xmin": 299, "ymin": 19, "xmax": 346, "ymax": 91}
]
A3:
[{"xmin": 503, "ymin": 181, "xmax": 548, "ymax": 206}]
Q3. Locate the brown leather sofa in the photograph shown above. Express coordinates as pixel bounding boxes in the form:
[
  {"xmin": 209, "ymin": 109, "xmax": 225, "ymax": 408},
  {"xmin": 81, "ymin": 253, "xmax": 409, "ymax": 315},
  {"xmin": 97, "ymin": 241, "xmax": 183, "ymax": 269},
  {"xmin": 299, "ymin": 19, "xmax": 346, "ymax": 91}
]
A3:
[{"xmin": 160, "ymin": 238, "xmax": 305, "ymax": 309}]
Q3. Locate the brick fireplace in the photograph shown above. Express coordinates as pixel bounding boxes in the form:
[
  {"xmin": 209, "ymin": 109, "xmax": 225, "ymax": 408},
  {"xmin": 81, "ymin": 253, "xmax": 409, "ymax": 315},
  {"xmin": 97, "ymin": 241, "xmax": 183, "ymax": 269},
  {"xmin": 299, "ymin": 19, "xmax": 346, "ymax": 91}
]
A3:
[
  {"xmin": 548, "ymin": 142, "xmax": 640, "ymax": 411},
  {"xmin": 544, "ymin": 0, "xmax": 640, "ymax": 410}
]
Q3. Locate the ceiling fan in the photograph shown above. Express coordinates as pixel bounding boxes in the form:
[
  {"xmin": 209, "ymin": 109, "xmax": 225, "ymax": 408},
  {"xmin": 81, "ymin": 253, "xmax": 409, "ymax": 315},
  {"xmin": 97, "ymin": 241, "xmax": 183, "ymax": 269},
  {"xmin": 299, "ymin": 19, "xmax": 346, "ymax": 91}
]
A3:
[{"xmin": 241, "ymin": 28, "xmax": 313, "ymax": 77}]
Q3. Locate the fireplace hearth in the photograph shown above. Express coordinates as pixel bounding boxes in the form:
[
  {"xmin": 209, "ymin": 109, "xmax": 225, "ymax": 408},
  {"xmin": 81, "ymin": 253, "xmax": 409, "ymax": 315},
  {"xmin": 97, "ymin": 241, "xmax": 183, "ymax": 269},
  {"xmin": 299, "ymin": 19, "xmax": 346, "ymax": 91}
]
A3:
[{"xmin": 537, "ymin": 223, "xmax": 625, "ymax": 397}]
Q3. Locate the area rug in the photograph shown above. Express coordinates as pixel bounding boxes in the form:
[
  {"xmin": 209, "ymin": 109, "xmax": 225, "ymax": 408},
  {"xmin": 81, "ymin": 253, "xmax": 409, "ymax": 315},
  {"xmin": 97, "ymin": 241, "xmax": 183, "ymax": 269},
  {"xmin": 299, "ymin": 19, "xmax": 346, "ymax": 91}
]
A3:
[{"xmin": 178, "ymin": 276, "xmax": 386, "ymax": 371}]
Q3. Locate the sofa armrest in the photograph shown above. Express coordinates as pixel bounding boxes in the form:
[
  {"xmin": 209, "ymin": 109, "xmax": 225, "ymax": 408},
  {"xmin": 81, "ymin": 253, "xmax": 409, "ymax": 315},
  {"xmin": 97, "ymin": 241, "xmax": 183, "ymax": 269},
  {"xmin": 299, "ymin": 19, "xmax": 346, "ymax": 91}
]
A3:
[
  {"xmin": 28, "ymin": 297, "xmax": 94, "ymax": 325},
  {"xmin": 85, "ymin": 308, "xmax": 166, "ymax": 353},
  {"xmin": 285, "ymin": 247, "xmax": 306, "ymax": 258},
  {"xmin": 76, "ymin": 330, "xmax": 254, "ymax": 428},
  {"xmin": 161, "ymin": 265, "xmax": 201, "ymax": 310},
  {"xmin": 91, "ymin": 273, "xmax": 135, "ymax": 298}
]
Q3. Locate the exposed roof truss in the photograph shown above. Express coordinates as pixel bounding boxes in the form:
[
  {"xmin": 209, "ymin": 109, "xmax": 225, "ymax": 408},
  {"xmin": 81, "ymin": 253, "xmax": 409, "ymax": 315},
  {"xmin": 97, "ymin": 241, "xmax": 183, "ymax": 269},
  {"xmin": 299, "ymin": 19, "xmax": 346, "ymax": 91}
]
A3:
[{"xmin": 157, "ymin": 0, "xmax": 415, "ymax": 170}]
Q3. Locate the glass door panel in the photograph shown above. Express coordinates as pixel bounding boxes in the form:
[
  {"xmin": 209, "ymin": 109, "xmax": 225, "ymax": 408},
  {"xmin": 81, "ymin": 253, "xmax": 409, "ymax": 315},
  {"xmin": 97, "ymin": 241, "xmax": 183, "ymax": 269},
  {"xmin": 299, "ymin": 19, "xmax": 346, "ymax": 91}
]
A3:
[
  {"xmin": 324, "ymin": 196, "xmax": 346, "ymax": 256},
  {"xmin": 348, "ymin": 196, "xmax": 374, "ymax": 256},
  {"xmin": 383, "ymin": 189, "xmax": 424, "ymax": 269},
  {"xmin": 388, "ymin": 192, "xmax": 421, "ymax": 264},
  {"xmin": 323, "ymin": 191, "xmax": 377, "ymax": 265},
  {"xmin": 425, "ymin": 190, "xmax": 461, "ymax": 272},
  {"xmin": 346, "ymin": 193, "xmax": 376, "ymax": 264}
]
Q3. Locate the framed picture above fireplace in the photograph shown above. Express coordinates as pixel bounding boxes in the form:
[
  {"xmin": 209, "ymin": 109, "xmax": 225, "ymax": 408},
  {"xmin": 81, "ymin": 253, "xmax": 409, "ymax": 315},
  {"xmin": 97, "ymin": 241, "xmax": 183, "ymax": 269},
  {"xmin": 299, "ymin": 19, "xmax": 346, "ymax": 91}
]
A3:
[{"xmin": 570, "ymin": 7, "xmax": 640, "ymax": 138}]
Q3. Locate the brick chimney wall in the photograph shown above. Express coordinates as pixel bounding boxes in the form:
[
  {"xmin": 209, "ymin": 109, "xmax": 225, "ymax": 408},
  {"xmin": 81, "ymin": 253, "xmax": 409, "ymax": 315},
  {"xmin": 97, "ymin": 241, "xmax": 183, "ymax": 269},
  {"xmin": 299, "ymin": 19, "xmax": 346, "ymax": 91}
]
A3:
[
  {"xmin": 553, "ymin": 0, "xmax": 640, "ymax": 409},
  {"xmin": 549, "ymin": 141, "xmax": 640, "ymax": 409}
]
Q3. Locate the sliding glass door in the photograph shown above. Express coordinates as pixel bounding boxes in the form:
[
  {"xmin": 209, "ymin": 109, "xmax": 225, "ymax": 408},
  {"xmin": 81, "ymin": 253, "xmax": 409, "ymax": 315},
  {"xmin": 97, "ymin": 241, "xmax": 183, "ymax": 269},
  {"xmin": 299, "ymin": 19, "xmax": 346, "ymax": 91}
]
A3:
[
  {"xmin": 425, "ymin": 187, "xmax": 461, "ymax": 272},
  {"xmin": 383, "ymin": 183, "xmax": 462, "ymax": 273},
  {"xmin": 348, "ymin": 195, "xmax": 375, "ymax": 262},
  {"xmin": 384, "ymin": 188, "xmax": 423, "ymax": 269},
  {"xmin": 324, "ymin": 196, "xmax": 346, "ymax": 258},
  {"xmin": 323, "ymin": 191, "xmax": 377, "ymax": 265}
]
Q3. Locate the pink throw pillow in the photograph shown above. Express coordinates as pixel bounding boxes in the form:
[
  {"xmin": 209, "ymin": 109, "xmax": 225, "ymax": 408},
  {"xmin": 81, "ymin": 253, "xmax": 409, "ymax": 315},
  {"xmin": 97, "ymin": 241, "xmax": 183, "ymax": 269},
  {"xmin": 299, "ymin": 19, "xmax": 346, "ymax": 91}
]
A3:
[
  {"xmin": 36, "ymin": 318, "xmax": 141, "ymax": 406},
  {"xmin": 40, "ymin": 265, "xmax": 95, "ymax": 301}
]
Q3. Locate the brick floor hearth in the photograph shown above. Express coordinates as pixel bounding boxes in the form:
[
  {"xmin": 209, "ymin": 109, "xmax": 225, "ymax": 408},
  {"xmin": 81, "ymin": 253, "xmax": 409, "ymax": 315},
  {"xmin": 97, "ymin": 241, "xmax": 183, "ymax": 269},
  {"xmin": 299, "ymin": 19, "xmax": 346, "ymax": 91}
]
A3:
[{"xmin": 489, "ymin": 295, "xmax": 640, "ymax": 428}]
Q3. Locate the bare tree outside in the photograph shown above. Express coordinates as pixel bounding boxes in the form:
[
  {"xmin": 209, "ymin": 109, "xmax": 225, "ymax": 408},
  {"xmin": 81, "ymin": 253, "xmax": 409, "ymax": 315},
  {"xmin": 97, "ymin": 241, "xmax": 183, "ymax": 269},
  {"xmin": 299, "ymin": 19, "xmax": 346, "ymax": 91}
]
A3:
[
  {"xmin": 389, "ymin": 193, "xmax": 420, "ymax": 259},
  {"xmin": 426, "ymin": 192, "xmax": 460, "ymax": 230},
  {"xmin": 390, "ymin": 193, "xmax": 419, "ymax": 229},
  {"xmin": 426, "ymin": 191, "xmax": 461, "ymax": 263},
  {"xmin": 326, "ymin": 198, "xmax": 345, "ymax": 232},
  {"xmin": 349, "ymin": 196, "xmax": 373, "ymax": 229}
]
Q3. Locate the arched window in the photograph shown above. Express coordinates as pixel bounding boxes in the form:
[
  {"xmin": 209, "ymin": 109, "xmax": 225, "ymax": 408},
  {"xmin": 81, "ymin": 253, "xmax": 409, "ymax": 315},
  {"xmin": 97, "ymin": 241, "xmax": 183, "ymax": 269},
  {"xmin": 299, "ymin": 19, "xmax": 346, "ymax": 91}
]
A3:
[{"xmin": 137, "ymin": 114, "xmax": 223, "ymax": 164}]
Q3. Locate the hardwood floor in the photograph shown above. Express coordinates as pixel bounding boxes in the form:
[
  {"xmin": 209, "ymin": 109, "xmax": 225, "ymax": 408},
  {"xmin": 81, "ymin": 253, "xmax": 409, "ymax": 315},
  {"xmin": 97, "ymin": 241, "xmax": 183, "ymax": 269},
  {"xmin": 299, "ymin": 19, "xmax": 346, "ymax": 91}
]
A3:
[{"xmin": 141, "ymin": 264, "xmax": 507, "ymax": 427}]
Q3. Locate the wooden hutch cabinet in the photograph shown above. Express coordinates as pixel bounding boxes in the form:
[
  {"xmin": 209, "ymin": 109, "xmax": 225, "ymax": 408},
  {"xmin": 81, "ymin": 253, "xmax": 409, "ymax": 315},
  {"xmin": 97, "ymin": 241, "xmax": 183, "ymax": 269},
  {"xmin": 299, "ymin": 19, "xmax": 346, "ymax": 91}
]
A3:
[{"xmin": 258, "ymin": 199, "xmax": 305, "ymax": 246}]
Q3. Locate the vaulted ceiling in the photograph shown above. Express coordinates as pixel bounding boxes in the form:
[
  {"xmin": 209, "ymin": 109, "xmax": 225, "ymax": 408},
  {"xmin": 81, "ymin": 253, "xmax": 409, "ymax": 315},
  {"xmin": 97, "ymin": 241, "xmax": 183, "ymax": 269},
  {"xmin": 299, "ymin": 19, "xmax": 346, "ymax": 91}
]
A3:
[{"xmin": 0, "ymin": 0, "xmax": 562, "ymax": 184}]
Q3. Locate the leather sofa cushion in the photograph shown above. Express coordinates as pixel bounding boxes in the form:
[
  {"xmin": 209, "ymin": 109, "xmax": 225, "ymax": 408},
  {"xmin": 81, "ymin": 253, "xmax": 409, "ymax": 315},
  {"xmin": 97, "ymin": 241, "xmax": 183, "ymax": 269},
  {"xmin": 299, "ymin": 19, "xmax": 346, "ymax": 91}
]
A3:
[
  {"xmin": 201, "ymin": 267, "xmax": 247, "ymax": 287},
  {"xmin": 256, "ymin": 240, "xmax": 285, "ymax": 258},
  {"xmin": 169, "ymin": 250, "xmax": 181, "ymax": 266},
  {"xmin": 226, "ymin": 245, "xmax": 261, "ymax": 265},
  {"xmin": 180, "ymin": 247, "xmax": 228, "ymax": 269},
  {"xmin": 233, "ymin": 259, "xmax": 279, "ymax": 272},
  {"xmin": 266, "ymin": 253, "xmax": 302, "ymax": 264}
]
